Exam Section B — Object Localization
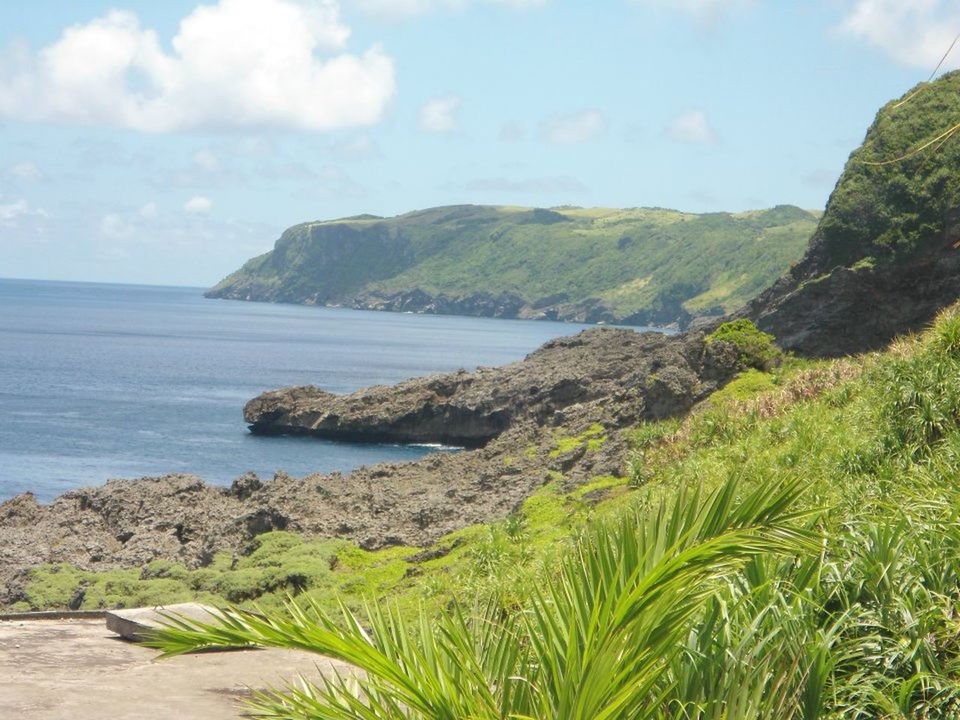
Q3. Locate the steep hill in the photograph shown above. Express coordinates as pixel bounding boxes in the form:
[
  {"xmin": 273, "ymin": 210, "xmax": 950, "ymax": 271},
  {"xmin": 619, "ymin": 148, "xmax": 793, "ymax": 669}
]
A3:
[
  {"xmin": 747, "ymin": 71, "xmax": 960, "ymax": 356},
  {"xmin": 207, "ymin": 204, "xmax": 816, "ymax": 328}
]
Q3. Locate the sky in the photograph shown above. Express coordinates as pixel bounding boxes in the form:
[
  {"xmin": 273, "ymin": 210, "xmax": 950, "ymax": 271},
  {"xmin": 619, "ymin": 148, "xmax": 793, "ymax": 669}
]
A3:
[{"xmin": 1, "ymin": 0, "xmax": 958, "ymax": 287}]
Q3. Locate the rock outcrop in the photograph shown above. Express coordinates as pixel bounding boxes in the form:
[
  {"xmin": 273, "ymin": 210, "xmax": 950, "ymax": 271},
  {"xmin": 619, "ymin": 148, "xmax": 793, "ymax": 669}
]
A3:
[
  {"xmin": 244, "ymin": 328, "xmax": 738, "ymax": 446},
  {"xmin": 745, "ymin": 247, "xmax": 960, "ymax": 357},
  {"xmin": 346, "ymin": 289, "xmax": 627, "ymax": 325}
]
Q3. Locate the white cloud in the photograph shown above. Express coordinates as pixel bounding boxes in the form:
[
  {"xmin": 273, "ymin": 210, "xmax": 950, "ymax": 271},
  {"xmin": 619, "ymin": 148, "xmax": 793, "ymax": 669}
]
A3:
[
  {"xmin": 0, "ymin": 0, "xmax": 395, "ymax": 132},
  {"xmin": 0, "ymin": 198, "xmax": 47, "ymax": 227},
  {"xmin": 184, "ymin": 195, "xmax": 212, "ymax": 213},
  {"xmin": 839, "ymin": 0, "xmax": 960, "ymax": 69},
  {"xmin": 192, "ymin": 149, "xmax": 221, "ymax": 173},
  {"xmin": 631, "ymin": 0, "xmax": 752, "ymax": 26},
  {"xmin": 665, "ymin": 109, "xmax": 718, "ymax": 144},
  {"xmin": 100, "ymin": 212, "xmax": 134, "ymax": 239},
  {"xmin": 139, "ymin": 201, "xmax": 159, "ymax": 219},
  {"xmin": 418, "ymin": 95, "xmax": 461, "ymax": 133},
  {"xmin": 352, "ymin": 0, "xmax": 546, "ymax": 21},
  {"xmin": 7, "ymin": 161, "xmax": 43, "ymax": 181},
  {"xmin": 0, "ymin": 199, "xmax": 29, "ymax": 224},
  {"xmin": 543, "ymin": 110, "xmax": 605, "ymax": 144}
]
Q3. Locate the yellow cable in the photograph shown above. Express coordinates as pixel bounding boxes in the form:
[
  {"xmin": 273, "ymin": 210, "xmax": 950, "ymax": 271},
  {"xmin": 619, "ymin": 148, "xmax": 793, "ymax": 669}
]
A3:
[
  {"xmin": 854, "ymin": 28, "xmax": 960, "ymax": 163},
  {"xmin": 857, "ymin": 122, "xmax": 960, "ymax": 166}
]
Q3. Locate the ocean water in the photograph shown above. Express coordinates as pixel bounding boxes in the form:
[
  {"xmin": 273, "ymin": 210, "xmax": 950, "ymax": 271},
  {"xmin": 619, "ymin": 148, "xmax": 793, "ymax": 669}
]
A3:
[{"xmin": 0, "ymin": 278, "xmax": 631, "ymax": 502}]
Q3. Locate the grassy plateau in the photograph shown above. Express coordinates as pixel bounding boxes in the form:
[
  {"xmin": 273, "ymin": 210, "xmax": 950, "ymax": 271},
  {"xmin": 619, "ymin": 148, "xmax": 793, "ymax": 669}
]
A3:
[{"xmin": 208, "ymin": 203, "xmax": 817, "ymax": 326}]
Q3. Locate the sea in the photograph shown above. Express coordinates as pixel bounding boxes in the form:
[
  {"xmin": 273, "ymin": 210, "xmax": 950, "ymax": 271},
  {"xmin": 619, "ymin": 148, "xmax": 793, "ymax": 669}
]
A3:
[{"xmin": 0, "ymin": 278, "xmax": 634, "ymax": 502}]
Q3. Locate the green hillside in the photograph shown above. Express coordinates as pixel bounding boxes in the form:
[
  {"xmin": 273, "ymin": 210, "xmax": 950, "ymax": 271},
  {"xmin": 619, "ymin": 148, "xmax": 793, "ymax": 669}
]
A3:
[
  {"xmin": 813, "ymin": 70, "xmax": 960, "ymax": 269},
  {"xmin": 745, "ymin": 70, "xmax": 960, "ymax": 357},
  {"xmin": 208, "ymin": 204, "xmax": 816, "ymax": 327}
]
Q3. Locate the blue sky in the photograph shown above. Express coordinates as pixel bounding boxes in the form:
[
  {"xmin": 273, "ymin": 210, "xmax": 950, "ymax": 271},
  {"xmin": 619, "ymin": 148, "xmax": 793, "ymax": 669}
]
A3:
[{"xmin": 1, "ymin": 0, "xmax": 957, "ymax": 286}]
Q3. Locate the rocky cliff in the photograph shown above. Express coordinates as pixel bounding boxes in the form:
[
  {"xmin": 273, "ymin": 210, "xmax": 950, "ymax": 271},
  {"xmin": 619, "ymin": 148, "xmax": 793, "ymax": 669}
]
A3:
[
  {"xmin": 243, "ymin": 328, "xmax": 737, "ymax": 446},
  {"xmin": 744, "ymin": 71, "xmax": 960, "ymax": 357}
]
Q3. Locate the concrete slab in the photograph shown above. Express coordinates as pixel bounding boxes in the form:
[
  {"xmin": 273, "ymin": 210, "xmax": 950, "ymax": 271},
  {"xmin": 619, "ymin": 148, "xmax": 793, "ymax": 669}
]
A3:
[
  {"xmin": 105, "ymin": 602, "xmax": 219, "ymax": 641},
  {"xmin": 0, "ymin": 617, "xmax": 353, "ymax": 720}
]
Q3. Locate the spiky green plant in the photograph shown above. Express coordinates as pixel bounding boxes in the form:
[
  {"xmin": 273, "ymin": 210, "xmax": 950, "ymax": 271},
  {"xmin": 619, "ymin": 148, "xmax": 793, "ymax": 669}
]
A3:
[{"xmin": 149, "ymin": 477, "xmax": 813, "ymax": 720}]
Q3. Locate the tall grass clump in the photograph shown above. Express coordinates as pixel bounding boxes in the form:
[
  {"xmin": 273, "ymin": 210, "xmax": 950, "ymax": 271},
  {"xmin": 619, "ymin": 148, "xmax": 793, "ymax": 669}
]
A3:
[{"xmin": 878, "ymin": 310, "xmax": 960, "ymax": 460}]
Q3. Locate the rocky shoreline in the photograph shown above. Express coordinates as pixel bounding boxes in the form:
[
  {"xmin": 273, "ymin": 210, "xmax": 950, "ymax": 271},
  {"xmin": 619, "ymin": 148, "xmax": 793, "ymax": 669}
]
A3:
[
  {"xmin": 0, "ymin": 328, "xmax": 743, "ymax": 607},
  {"xmin": 242, "ymin": 329, "xmax": 723, "ymax": 445},
  {"xmin": 206, "ymin": 285, "xmax": 705, "ymax": 331}
]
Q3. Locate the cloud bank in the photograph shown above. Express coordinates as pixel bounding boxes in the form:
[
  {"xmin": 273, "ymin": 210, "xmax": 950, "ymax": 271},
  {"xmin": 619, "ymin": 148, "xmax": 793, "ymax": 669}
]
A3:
[
  {"xmin": 839, "ymin": 0, "xmax": 960, "ymax": 70},
  {"xmin": 0, "ymin": 0, "xmax": 396, "ymax": 132}
]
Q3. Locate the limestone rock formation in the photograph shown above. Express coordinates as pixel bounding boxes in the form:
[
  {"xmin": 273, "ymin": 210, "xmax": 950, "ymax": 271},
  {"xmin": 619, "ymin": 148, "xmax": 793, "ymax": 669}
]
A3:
[{"xmin": 243, "ymin": 328, "xmax": 739, "ymax": 445}]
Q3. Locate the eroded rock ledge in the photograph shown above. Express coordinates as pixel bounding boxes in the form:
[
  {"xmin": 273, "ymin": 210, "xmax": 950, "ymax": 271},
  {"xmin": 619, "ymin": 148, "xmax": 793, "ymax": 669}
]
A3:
[{"xmin": 244, "ymin": 328, "xmax": 736, "ymax": 446}]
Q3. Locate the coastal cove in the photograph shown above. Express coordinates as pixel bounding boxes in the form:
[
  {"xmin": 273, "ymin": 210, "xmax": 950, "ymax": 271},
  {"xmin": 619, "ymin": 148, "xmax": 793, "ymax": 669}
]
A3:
[{"xmin": 0, "ymin": 278, "xmax": 637, "ymax": 502}]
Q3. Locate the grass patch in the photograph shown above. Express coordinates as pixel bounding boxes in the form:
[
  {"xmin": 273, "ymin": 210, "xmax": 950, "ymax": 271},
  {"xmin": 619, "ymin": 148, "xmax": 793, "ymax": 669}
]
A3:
[{"xmin": 549, "ymin": 423, "xmax": 606, "ymax": 457}]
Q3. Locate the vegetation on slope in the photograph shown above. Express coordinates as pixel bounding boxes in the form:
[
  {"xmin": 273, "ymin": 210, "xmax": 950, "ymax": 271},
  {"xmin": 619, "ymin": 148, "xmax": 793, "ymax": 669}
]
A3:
[
  {"xmin": 208, "ymin": 204, "xmax": 816, "ymax": 326},
  {"xmin": 706, "ymin": 317, "xmax": 782, "ymax": 370},
  {"xmin": 742, "ymin": 72, "xmax": 960, "ymax": 358},
  {"xmin": 153, "ymin": 478, "xmax": 811, "ymax": 720},
  {"xmin": 813, "ymin": 70, "xmax": 960, "ymax": 270},
  {"xmin": 149, "ymin": 309, "xmax": 960, "ymax": 718},
  {"xmin": 22, "ymin": 309, "xmax": 960, "ymax": 716}
]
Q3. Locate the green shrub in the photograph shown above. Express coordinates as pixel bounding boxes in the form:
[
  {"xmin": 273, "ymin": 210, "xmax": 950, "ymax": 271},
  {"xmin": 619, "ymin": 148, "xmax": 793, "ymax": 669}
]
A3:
[
  {"xmin": 22, "ymin": 564, "xmax": 87, "ymax": 608},
  {"xmin": 707, "ymin": 319, "xmax": 781, "ymax": 370}
]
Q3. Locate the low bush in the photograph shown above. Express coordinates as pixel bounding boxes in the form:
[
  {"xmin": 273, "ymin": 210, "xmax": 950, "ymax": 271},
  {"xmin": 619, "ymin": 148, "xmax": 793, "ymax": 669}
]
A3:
[{"xmin": 707, "ymin": 318, "xmax": 782, "ymax": 370}]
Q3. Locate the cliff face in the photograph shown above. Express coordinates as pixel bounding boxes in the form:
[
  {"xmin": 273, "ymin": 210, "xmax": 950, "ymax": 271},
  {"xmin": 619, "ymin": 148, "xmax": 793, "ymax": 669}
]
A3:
[
  {"xmin": 744, "ymin": 72, "xmax": 960, "ymax": 357},
  {"xmin": 207, "ymin": 222, "xmax": 416, "ymax": 304},
  {"xmin": 207, "ymin": 204, "xmax": 816, "ymax": 329}
]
